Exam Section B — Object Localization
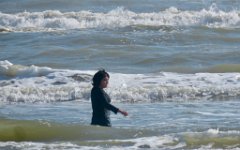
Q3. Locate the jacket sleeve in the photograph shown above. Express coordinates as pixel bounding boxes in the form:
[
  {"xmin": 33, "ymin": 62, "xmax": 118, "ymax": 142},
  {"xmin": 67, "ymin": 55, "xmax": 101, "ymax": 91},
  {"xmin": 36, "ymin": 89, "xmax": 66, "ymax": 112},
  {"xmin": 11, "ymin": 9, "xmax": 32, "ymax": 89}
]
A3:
[{"xmin": 99, "ymin": 90, "xmax": 119, "ymax": 114}]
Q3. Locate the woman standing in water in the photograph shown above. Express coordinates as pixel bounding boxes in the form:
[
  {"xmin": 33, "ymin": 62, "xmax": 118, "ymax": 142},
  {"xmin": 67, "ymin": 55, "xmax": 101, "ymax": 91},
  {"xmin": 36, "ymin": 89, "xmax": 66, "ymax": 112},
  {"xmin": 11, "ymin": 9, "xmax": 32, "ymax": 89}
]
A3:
[{"xmin": 91, "ymin": 69, "xmax": 128, "ymax": 127}]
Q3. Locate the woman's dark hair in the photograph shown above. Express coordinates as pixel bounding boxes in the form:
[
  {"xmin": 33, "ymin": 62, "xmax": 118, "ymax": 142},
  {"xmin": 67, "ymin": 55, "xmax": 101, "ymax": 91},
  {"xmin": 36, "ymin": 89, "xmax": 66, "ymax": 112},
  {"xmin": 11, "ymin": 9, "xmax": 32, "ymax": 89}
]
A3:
[{"xmin": 92, "ymin": 69, "xmax": 110, "ymax": 87}]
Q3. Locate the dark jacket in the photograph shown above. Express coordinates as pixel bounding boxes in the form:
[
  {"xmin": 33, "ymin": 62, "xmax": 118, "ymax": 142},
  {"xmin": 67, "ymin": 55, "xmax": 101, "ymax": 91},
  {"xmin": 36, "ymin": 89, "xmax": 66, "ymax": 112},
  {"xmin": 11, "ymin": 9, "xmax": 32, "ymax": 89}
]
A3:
[{"xmin": 91, "ymin": 87, "xmax": 119, "ymax": 127}]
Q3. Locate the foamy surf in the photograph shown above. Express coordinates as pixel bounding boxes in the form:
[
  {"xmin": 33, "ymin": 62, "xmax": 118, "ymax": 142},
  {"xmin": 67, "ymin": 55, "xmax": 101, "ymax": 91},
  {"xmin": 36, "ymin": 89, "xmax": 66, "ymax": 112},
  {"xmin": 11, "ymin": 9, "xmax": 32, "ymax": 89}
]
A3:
[
  {"xmin": 1, "ymin": 60, "xmax": 240, "ymax": 103},
  {"xmin": 0, "ymin": 4, "xmax": 240, "ymax": 32}
]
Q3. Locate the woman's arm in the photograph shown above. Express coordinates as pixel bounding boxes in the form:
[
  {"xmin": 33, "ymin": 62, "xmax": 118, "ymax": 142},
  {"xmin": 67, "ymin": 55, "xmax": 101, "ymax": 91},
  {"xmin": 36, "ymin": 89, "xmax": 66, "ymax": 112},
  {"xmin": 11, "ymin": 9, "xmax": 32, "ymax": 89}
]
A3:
[
  {"xmin": 98, "ymin": 89, "xmax": 119, "ymax": 114},
  {"xmin": 99, "ymin": 89, "xmax": 128, "ymax": 116},
  {"xmin": 118, "ymin": 109, "xmax": 128, "ymax": 116}
]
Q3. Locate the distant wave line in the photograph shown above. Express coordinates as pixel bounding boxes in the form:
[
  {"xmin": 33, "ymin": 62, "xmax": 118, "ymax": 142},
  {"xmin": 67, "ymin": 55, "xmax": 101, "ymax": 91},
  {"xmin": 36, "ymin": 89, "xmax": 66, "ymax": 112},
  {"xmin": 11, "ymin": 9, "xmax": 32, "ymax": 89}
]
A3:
[{"xmin": 0, "ymin": 4, "xmax": 240, "ymax": 32}]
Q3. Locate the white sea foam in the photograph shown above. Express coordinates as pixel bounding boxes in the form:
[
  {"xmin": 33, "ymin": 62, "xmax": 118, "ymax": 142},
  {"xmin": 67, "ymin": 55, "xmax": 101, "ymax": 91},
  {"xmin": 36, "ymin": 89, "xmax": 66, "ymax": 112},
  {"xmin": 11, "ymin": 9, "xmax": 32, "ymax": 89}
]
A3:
[
  {"xmin": 207, "ymin": 129, "xmax": 240, "ymax": 135},
  {"xmin": 0, "ymin": 4, "xmax": 239, "ymax": 32},
  {"xmin": 0, "ymin": 60, "xmax": 53, "ymax": 78},
  {"xmin": 0, "ymin": 142, "xmax": 92, "ymax": 150},
  {"xmin": 1, "ymin": 60, "xmax": 240, "ymax": 103},
  {"xmin": 0, "ymin": 135, "xmax": 180, "ymax": 150},
  {"xmin": 0, "ymin": 134, "xmax": 239, "ymax": 150},
  {"xmin": 184, "ymin": 128, "xmax": 240, "ymax": 139}
]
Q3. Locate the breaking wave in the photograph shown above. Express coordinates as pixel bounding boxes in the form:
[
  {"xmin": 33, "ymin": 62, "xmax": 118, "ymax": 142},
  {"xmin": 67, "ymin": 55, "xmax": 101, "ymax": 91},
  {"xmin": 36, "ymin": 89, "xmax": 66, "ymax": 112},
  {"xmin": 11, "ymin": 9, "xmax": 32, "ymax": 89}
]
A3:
[
  {"xmin": 0, "ymin": 4, "xmax": 240, "ymax": 32},
  {"xmin": 1, "ymin": 60, "xmax": 240, "ymax": 103}
]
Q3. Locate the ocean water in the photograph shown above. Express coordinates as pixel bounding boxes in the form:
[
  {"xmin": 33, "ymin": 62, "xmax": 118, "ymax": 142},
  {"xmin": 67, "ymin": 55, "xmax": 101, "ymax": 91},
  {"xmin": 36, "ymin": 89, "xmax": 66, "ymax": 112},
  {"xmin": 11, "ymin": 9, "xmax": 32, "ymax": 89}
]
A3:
[{"xmin": 0, "ymin": 0, "xmax": 240, "ymax": 149}]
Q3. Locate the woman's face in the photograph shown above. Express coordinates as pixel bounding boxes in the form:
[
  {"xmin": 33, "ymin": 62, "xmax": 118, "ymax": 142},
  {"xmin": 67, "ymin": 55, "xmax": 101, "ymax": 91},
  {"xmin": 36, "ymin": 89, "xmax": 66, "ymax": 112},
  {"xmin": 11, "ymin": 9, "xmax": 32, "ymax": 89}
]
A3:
[{"xmin": 100, "ymin": 76, "xmax": 109, "ymax": 88}]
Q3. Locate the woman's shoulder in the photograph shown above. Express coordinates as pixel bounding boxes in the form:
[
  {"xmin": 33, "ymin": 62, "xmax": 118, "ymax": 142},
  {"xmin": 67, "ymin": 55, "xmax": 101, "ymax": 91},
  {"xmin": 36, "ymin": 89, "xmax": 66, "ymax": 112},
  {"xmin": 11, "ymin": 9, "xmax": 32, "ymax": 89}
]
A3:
[{"xmin": 91, "ymin": 87, "xmax": 102, "ymax": 93}]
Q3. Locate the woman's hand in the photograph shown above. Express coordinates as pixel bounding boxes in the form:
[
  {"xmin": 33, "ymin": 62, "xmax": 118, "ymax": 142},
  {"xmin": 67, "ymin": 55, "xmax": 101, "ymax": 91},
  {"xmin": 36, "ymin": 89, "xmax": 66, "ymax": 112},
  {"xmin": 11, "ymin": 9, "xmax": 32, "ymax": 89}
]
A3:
[{"xmin": 118, "ymin": 109, "xmax": 128, "ymax": 116}]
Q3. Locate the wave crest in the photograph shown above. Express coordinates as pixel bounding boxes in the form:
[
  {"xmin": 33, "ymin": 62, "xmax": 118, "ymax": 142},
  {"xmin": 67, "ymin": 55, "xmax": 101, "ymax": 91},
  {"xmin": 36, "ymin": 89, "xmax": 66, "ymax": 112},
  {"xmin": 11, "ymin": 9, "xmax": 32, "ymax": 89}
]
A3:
[
  {"xmin": 1, "ymin": 61, "xmax": 240, "ymax": 103},
  {"xmin": 0, "ymin": 4, "xmax": 240, "ymax": 32}
]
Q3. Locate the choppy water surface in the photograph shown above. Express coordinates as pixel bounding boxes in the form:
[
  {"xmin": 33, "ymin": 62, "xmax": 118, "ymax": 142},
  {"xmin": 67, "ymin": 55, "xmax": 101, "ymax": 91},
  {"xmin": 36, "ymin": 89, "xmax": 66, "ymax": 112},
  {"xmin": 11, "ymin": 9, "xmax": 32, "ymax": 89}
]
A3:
[
  {"xmin": 0, "ymin": 0, "xmax": 240, "ymax": 149},
  {"xmin": 0, "ymin": 102, "xmax": 240, "ymax": 149}
]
